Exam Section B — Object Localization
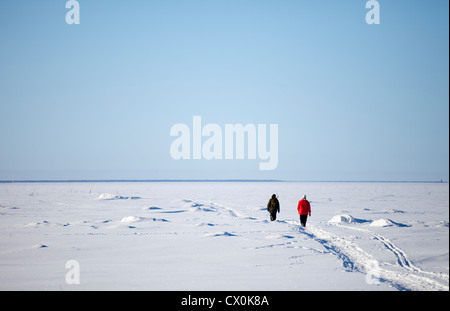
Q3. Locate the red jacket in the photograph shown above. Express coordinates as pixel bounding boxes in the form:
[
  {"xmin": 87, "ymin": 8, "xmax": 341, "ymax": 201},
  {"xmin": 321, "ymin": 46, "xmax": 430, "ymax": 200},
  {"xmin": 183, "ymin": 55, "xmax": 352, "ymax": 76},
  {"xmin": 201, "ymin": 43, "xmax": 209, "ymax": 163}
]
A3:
[{"xmin": 297, "ymin": 199, "xmax": 311, "ymax": 216}]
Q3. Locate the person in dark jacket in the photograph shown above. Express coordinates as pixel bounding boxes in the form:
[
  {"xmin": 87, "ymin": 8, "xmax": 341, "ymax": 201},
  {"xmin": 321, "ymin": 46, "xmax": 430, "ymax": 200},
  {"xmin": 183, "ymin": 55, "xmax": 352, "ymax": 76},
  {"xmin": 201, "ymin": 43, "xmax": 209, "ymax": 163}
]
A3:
[{"xmin": 267, "ymin": 194, "xmax": 280, "ymax": 221}]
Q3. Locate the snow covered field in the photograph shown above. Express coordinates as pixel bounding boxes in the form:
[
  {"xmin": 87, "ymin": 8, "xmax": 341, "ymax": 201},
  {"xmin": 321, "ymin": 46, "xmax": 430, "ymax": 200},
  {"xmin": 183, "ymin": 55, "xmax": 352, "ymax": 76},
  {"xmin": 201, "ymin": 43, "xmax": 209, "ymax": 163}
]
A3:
[{"xmin": 0, "ymin": 181, "xmax": 448, "ymax": 291}]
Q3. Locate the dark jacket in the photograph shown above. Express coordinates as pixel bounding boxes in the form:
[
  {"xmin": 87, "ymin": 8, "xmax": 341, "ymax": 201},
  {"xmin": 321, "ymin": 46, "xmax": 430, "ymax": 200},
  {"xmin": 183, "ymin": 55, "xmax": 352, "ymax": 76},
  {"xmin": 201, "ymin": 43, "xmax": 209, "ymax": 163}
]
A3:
[{"xmin": 267, "ymin": 195, "xmax": 280, "ymax": 214}]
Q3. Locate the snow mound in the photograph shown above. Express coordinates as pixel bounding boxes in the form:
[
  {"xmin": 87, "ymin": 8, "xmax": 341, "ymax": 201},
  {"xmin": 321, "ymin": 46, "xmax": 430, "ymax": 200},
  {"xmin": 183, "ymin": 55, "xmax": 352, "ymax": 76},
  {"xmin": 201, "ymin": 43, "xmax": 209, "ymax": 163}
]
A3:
[
  {"xmin": 120, "ymin": 216, "xmax": 142, "ymax": 223},
  {"xmin": 436, "ymin": 220, "xmax": 449, "ymax": 228},
  {"xmin": 203, "ymin": 231, "xmax": 237, "ymax": 237},
  {"xmin": 328, "ymin": 214, "xmax": 370, "ymax": 224},
  {"xmin": 195, "ymin": 222, "xmax": 216, "ymax": 227},
  {"xmin": 143, "ymin": 206, "xmax": 162, "ymax": 210},
  {"xmin": 265, "ymin": 234, "xmax": 295, "ymax": 239},
  {"xmin": 189, "ymin": 206, "xmax": 216, "ymax": 212},
  {"xmin": 23, "ymin": 220, "xmax": 66, "ymax": 228},
  {"xmin": 328, "ymin": 214, "xmax": 355, "ymax": 224},
  {"xmin": 98, "ymin": 193, "xmax": 126, "ymax": 200},
  {"xmin": 183, "ymin": 200, "xmax": 216, "ymax": 212},
  {"xmin": 97, "ymin": 194, "xmax": 140, "ymax": 200},
  {"xmin": 32, "ymin": 244, "xmax": 48, "ymax": 249},
  {"xmin": 390, "ymin": 209, "xmax": 406, "ymax": 214},
  {"xmin": 369, "ymin": 218, "xmax": 409, "ymax": 227},
  {"xmin": 118, "ymin": 216, "xmax": 168, "ymax": 223},
  {"xmin": 150, "ymin": 218, "xmax": 169, "ymax": 222}
]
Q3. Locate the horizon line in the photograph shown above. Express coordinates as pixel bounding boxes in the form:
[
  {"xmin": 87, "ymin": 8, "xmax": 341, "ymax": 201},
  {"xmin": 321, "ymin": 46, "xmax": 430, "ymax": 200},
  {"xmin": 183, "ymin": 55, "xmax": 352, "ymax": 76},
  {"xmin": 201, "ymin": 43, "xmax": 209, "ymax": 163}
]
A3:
[{"xmin": 0, "ymin": 179, "xmax": 447, "ymax": 184}]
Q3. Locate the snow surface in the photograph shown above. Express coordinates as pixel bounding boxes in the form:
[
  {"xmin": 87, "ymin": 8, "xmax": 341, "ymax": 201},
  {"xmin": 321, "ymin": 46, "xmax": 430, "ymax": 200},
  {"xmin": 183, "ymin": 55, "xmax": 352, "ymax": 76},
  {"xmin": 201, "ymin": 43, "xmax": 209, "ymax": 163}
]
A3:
[{"xmin": 0, "ymin": 182, "xmax": 448, "ymax": 291}]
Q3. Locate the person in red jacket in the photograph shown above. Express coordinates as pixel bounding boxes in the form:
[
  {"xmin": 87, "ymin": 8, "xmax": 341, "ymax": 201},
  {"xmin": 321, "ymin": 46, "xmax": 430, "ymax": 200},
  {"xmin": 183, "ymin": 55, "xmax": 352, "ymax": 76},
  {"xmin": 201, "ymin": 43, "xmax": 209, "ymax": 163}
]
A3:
[{"xmin": 297, "ymin": 195, "xmax": 311, "ymax": 227}]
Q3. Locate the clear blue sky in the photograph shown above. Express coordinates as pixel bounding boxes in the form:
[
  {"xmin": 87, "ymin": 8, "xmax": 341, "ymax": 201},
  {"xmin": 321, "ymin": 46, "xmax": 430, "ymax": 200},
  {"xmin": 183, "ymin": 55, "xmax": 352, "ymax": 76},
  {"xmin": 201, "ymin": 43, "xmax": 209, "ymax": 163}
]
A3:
[{"xmin": 0, "ymin": 0, "xmax": 448, "ymax": 181}]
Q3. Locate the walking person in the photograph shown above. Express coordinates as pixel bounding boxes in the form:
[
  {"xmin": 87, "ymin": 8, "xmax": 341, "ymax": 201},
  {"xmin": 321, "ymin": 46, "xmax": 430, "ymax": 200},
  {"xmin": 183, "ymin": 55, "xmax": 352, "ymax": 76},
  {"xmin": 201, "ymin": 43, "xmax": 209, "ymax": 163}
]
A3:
[
  {"xmin": 297, "ymin": 195, "xmax": 311, "ymax": 227},
  {"xmin": 267, "ymin": 194, "xmax": 280, "ymax": 221}
]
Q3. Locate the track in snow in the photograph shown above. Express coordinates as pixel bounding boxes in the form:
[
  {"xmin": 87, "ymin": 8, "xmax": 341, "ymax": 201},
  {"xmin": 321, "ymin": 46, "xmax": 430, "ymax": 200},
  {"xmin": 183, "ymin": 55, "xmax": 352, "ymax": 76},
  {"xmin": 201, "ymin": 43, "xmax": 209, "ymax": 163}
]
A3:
[
  {"xmin": 300, "ymin": 224, "xmax": 449, "ymax": 291},
  {"xmin": 198, "ymin": 200, "xmax": 449, "ymax": 291}
]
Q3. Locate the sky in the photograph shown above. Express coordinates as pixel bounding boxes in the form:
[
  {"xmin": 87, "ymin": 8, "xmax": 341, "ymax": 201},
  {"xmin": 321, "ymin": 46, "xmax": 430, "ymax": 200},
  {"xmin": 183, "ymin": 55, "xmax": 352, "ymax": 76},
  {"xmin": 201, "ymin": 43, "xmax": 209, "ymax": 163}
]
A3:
[{"xmin": 0, "ymin": 0, "xmax": 448, "ymax": 181}]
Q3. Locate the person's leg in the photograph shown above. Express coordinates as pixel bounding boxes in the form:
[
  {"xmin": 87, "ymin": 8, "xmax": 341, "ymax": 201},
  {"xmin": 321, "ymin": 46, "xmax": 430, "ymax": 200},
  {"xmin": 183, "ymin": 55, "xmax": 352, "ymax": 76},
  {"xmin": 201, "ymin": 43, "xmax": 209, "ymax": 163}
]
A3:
[
  {"xmin": 271, "ymin": 211, "xmax": 277, "ymax": 221},
  {"xmin": 300, "ymin": 215, "xmax": 307, "ymax": 227}
]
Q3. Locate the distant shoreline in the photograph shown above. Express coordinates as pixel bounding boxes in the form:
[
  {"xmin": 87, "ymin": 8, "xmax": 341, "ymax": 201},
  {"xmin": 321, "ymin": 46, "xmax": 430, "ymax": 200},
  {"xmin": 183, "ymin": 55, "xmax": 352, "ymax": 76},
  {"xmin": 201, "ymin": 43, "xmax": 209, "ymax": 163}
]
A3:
[{"xmin": 0, "ymin": 179, "xmax": 447, "ymax": 184}]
